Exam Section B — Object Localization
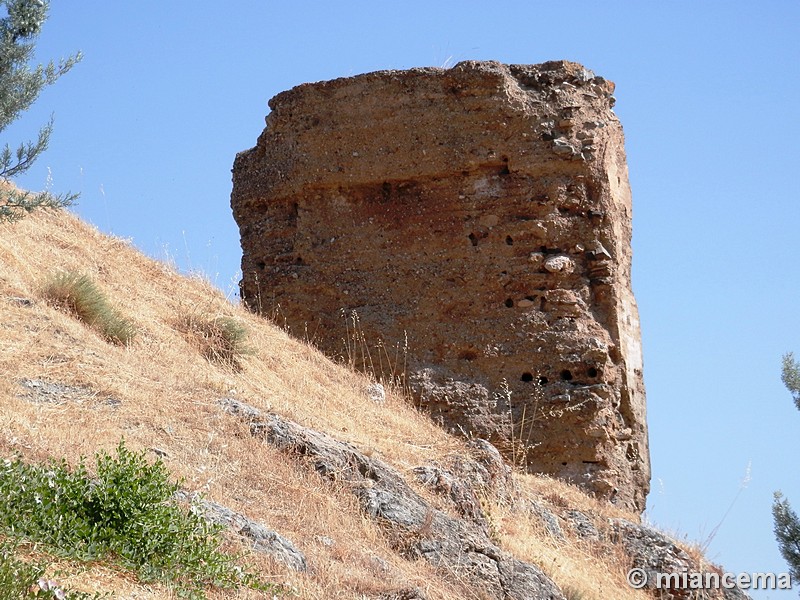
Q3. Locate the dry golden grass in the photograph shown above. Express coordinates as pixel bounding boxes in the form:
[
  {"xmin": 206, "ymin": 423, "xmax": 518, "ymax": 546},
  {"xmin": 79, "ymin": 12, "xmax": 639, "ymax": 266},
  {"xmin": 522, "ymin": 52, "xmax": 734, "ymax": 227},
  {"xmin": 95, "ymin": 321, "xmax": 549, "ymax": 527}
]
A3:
[
  {"xmin": 494, "ymin": 473, "xmax": 645, "ymax": 600},
  {"xmin": 0, "ymin": 209, "xmax": 659, "ymax": 599}
]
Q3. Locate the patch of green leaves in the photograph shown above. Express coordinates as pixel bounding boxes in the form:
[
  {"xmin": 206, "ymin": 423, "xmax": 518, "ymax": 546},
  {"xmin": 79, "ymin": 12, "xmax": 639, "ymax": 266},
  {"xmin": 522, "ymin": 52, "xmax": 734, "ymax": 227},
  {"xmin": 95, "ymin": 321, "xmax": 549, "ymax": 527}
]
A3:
[
  {"xmin": 41, "ymin": 271, "xmax": 136, "ymax": 345},
  {"xmin": 0, "ymin": 441, "xmax": 273, "ymax": 599}
]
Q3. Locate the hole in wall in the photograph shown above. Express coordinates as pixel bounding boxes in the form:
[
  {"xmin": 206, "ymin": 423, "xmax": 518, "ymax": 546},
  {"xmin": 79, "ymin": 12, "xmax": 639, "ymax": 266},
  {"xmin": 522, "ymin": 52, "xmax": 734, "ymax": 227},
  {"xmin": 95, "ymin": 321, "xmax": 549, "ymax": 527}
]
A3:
[
  {"xmin": 521, "ymin": 372, "xmax": 534, "ymax": 382},
  {"xmin": 468, "ymin": 233, "xmax": 479, "ymax": 247},
  {"xmin": 499, "ymin": 165, "xmax": 510, "ymax": 175},
  {"xmin": 506, "ymin": 235, "xmax": 514, "ymax": 245},
  {"xmin": 560, "ymin": 370, "xmax": 573, "ymax": 381},
  {"xmin": 538, "ymin": 376, "xmax": 549, "ymax": 385},
  {"xmin": 256, "ymin": 261, "xmax": 266, "ymax": 270},
  {"xmin": 458, "ymin": 348, "xmax": 479, "ymax": 361},
  {"xmin": 504, "ymin": 298, "xmax": 514, "ymax": 308},
  {"xmin": 587, "ymin": 367, "xmax": 599, "ymax": 378}
]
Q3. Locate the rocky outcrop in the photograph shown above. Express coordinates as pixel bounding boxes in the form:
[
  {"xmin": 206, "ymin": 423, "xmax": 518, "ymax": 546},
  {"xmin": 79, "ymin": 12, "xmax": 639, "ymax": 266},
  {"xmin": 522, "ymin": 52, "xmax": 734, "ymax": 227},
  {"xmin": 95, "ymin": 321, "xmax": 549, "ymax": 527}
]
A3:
[
  {"xmin": 220, "ymin": 398, "xmax": 565, "ymax": 600},
  {"xmin": 231, "ymin": 59, "xmax": 649, "ymax": 512},
  {"xmin": 610, "ymin": 519, "xmax": 751, "ymax": 600},
  {"xmin": 179, "ymin": 491, "xmax": 308, "ymax": 572}
]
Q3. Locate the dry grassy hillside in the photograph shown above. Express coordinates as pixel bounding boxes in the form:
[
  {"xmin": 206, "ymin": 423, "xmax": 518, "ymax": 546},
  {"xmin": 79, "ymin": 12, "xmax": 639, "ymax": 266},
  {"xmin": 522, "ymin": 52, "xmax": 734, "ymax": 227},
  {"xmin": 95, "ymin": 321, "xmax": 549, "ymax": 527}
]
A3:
[{"xmin": 0, "ymin": 210, "xmax": 705, "ymax": 599}]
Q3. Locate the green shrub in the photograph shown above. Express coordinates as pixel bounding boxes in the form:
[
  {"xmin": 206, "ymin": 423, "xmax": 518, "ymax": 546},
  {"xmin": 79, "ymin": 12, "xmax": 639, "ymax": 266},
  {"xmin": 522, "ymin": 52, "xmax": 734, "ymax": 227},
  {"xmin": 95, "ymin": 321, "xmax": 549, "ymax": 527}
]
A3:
[
  {"xmin": 41, "ymin": 271, "xmax": 136, "ymax": 345},
  {"xmin": 181, "ymin": 314, "xmax": 253, "ymax": 369},
  {"xmin": 0, "ymin": 442, "xmax": 272, "ymax": 599}
]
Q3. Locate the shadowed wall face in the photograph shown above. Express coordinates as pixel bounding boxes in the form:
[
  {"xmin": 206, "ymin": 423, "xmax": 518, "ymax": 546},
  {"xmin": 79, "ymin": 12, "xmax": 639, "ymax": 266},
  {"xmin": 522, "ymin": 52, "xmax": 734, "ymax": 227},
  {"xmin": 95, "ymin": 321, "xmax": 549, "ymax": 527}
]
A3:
[{"xmin": 231, "ymin": 60, "xmax": 650, "ymax": 513}]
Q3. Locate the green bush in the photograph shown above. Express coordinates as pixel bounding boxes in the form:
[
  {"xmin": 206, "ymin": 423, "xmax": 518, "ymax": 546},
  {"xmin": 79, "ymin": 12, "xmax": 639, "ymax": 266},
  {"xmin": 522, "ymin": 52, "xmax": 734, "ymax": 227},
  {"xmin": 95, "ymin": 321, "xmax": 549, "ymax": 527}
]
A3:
[
  {"xmin": 181, "ymin": 314, "xmax": 253, "ymax": 369},
  {"xmin": 41, "ymin": 271, "xmax": 136, "ymax": 345},
  {"xmin": 0, "ymin": 441, "xmax": 272, "ymax": 599}
]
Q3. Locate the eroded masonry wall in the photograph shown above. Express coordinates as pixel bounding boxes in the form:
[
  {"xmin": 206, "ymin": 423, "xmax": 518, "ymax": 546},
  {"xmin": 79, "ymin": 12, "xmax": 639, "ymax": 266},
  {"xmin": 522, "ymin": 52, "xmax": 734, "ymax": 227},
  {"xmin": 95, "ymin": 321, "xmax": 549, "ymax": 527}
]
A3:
[{"xmin": 231, "ymin": 60, "xmax": 650, "ymax": 512}]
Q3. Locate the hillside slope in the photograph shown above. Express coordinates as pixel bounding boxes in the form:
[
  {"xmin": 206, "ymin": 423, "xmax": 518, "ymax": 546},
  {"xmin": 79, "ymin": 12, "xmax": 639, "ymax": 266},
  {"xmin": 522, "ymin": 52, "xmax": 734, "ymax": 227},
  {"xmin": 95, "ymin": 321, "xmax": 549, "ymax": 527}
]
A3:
[{"xmin": 0, "ymin": 210, "xmax": 735, "ymax": 599}]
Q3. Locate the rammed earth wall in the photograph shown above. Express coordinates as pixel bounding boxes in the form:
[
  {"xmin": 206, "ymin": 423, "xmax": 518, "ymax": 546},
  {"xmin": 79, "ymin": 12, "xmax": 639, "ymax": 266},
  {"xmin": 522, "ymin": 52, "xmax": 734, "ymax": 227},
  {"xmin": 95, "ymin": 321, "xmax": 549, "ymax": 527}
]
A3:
[{"xmin": 231, "ymin": 60, "xmax": 650, "ymax": 512}]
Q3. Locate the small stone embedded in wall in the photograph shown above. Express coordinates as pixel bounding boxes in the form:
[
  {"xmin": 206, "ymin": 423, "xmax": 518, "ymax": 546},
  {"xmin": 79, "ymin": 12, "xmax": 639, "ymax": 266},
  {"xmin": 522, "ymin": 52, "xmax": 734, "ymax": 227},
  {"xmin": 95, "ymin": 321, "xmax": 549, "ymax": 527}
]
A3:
[{"xmin": 543, "ymin": 255, "xmax": 575, "ymax": 274}]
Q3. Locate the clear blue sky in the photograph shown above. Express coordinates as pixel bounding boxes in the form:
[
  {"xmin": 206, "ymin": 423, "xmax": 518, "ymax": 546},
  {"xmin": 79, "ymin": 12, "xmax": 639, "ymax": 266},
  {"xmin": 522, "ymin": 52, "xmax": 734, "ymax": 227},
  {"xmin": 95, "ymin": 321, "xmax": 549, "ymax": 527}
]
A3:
[{"xmin": 8, "ymin": 2, "xmax": 800, "ymax": 596}]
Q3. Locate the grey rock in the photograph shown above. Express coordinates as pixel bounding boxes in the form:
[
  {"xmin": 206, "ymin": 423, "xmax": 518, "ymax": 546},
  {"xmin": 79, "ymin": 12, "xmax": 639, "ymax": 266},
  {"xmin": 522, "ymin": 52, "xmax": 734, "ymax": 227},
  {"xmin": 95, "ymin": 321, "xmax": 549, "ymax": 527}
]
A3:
[
  {"xmin": 220, "ymin": 398, "xmax": 565, "ymax": 600},
  {"xmin": 529, "ymin": 501, "xmax": 564, "ymax": 540},
  {"xmin": 564, "ymin": 509, "xmax": 600, "ymax": 541},
  {"xmin": 367, "ymin": 382, "xmax": 386, "ymax": 403},
  {"xmin": 412, "ymin": 464, "xmax": 488, "ymax": 531},
  {"xmin": 610, "ymin": 519, "xmax": 751, "ymax": 600},
  {"xmin": 412, "ymin": 438, "xmax": 516, "ymax": 535},
  {"xmin": 377, "ymin": 588, "xmax": 427, "ymax": 600},
  {"xmin": 463, "ymin": 438, "xmax": 517, "ymax": 501},
  {"xmin": 552, "ymin": 137, "xmax": 576, "ymax": 155},
  {"xmin": 8, "ymin": 296, "xmax": 33, "ymax": 306},
  {"xmin": 177, "ymin": 489, "xmax": 307, "ymax": 572},
  {"xmin": 18, "ymin": 379, "xmax": 121, "ymax": 407}
]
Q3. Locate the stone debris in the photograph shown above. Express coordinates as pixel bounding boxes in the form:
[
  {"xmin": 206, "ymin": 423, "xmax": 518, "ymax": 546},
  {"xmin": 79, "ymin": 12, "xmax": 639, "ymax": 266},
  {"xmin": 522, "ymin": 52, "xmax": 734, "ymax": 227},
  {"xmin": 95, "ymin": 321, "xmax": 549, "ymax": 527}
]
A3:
[
  {"xmin": 232, "ymin": 59, "xmax": 649, "ymax": 513},
  {"xmin": 18, "ymin": 378, "xmax": 120, "ymax": 407}
]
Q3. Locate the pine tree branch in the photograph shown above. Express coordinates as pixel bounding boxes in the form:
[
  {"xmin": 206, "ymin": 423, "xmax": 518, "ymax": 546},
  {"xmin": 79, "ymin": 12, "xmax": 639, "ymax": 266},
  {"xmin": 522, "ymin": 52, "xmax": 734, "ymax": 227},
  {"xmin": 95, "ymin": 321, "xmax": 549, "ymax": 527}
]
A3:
[
  {"xmin": 0, "ymin": 1, "xmax": 81, "ymax": 222},
  {"xmin": 0, "ymin": 185, "xmax": 77, "ymax": 222},
  {"xmin": 0, "ymin": 115, "xmax": 52, "ymax": 178}
]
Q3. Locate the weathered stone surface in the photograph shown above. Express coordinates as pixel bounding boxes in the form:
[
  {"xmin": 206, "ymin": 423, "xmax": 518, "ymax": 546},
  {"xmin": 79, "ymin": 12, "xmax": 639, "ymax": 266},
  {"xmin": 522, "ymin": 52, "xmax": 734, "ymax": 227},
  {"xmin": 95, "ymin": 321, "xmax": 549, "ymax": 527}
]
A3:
[
  {"xmin": 220, "ymin": 398, "xmax": 565, "ymax": 600},
  {"xmin": 18, "ymin": 378, "xmax": 121, "ymax": 407},
  {"xmin": 377, "ymin": 589, "xmax": 427, "ymax": 600},
  {"xmin": 412, "ymin": 464, "xmax": 489, "ymax": 532},
  {"xmin": 412, "ymin": 439, "xmax": 517, "ymax": 534},
  {"xmin": 610, "ymin": 519, "xmax": 751, "ymax": 600},
  {"xmin": 176, "ymin": 490, "xmax": 308, "ymax": 572},
  {"xmin": 366, "ymin": 381, "xmax": 387, "ymax": 403},
  {"xmin": 564, "ymin": 509, "xmax": 601, "ymax": 541},
  {"xmin": 232, "ymin": 59, "xmax": 649, "ymax": 512},
  {"xmin": 528, "ymin": 501, "xmax": 564, "ymax": 540}
]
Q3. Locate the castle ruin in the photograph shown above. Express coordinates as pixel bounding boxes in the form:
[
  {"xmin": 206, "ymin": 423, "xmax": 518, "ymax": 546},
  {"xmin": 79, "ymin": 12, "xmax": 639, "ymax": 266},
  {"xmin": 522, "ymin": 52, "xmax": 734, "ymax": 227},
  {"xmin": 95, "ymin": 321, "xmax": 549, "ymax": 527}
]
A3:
[{"xmin": 231, "ymin": 60, "xmax": 650, "ymax": 512}]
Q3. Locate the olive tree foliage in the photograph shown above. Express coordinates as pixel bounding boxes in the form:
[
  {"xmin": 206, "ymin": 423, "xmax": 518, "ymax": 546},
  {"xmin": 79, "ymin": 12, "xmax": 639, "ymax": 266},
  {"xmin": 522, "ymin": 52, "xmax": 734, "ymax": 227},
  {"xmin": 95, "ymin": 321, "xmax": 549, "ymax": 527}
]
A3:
[
  {"xmin": 773, "ymin": 352, "xmax": 800, "ymax": 586},
  {"xmin": 0, "ymin": 0, "xmax": 81, "ymax": 222}
]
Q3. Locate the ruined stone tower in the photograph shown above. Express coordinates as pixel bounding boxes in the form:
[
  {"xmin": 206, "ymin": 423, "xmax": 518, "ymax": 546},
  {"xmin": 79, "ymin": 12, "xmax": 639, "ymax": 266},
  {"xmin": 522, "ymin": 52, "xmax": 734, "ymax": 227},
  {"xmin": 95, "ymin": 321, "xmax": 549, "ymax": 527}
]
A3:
[{"xmin": 231, "ymin": 60, "xmax": 650, "ymax": 512}]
